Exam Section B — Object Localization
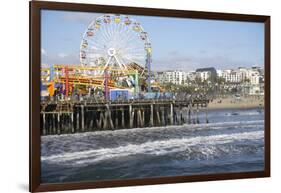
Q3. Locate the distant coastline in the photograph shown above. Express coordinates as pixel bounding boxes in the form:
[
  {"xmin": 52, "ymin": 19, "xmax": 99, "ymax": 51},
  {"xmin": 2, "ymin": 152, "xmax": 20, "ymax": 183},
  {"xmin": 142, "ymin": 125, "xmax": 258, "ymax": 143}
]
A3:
[{"xmin": 208, "ymin": 96, "xmax": 264, "ymax": 110}]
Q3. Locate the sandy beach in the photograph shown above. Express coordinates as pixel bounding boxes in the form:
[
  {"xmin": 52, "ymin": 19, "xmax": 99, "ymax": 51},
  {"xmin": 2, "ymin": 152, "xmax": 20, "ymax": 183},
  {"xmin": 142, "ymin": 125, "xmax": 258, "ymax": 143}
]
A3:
[{"xmin": 208, "ymin": 96, "xmax": 264, "ymax": 110}]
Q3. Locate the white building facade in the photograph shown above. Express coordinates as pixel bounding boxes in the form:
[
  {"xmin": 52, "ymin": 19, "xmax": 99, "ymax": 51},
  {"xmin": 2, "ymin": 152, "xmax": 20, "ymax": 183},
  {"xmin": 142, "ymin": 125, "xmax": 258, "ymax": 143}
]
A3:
[
  {"xmin": 216, "ymin": 67, "xmax": 264, "ymax": 95},
  {"xmin": 196, "ymin": 71, "xmax": 211, "ymax": 82},
  {"xmin": 222, "ymin": 70, "xmax": 243, "ymax": 83},
  {"xmin": 155, "ymin": 71, "xmax": 188, "ymax": 85}
]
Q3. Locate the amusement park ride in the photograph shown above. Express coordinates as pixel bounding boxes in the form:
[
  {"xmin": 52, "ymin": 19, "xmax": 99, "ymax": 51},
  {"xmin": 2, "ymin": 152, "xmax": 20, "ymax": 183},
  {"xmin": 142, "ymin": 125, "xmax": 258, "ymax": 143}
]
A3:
[
  {"xmin": 41, "ymin": 14, "xmax": 160, "ymax": 100},
  {"xmin": 39, "ymin": 13, "xmax": 211, "ymax": 137}
]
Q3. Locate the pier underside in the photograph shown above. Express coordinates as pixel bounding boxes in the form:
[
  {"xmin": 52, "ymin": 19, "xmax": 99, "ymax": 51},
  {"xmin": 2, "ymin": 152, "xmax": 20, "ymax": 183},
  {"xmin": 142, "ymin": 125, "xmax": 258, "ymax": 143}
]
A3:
[{"xmin": 40, "ymin": 99, "xmax": 209, "ymax": 135}]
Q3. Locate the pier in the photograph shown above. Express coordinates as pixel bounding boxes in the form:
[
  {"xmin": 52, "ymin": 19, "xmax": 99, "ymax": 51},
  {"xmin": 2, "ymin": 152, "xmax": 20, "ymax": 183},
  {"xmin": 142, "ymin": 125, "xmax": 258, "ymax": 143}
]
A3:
[{"xmin": 40, "ymin": 97, "xmax": 209, "ymax": 135}]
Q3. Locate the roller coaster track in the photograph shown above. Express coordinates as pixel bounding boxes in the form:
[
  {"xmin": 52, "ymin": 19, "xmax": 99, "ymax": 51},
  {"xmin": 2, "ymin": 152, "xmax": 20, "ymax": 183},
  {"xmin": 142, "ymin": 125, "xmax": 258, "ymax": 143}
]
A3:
[
  {"xmin": 54, "ymin": 76, "xmax": 124, "ymax": 89},
  {"xmin": 41, "ymin": 63, "xmax": 146, "ymax": 90}
]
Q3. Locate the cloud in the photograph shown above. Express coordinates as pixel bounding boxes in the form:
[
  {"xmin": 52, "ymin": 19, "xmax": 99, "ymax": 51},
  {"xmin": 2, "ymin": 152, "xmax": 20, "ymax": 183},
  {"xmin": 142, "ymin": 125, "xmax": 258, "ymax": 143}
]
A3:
[
  {"xmin": 168, "ymin": 50, "xmax": 180, "ymax": 56},
  {"xmin": 198, "ymin": 50, "xmax": 207, "ymax": 54},
  {"xmin": 152, "ymin": 52, "xmax": 260, "ymax": 72},
  {"xmin": 61, "ymin": 12, "xmax": 99, "ymax": 24},
  {"xmin": 152, "ymin": 56, "xmax": 198, "ymax": 72},
  {"xmin": 42, "ymin": 52, "xmax": 80, "ymax": 65},
  {"xmin": 41, "ymin": 48, "xmax": 47, "ymax": 56},
  {"xmin": 194, "ymin": 55, "xmax": 247, "ymax": 69},
  {"xmin": 58, "ymin": 53, "xmax": 68, "ymax": 58},
  {"xmin": 41, "ymin": 63, "xmax": 49, "ymax": 68}
]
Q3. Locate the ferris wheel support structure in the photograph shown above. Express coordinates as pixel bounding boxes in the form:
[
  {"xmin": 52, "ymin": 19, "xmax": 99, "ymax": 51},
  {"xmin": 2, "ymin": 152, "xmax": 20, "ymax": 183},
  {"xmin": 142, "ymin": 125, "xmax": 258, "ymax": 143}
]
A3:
[
  {"xmin": 146, "ymin": 53, "xmax": 152, "ymax": 92},
  {"xmin": 102, "ymin": 48, "xmax": 128, "ymax": 74}
]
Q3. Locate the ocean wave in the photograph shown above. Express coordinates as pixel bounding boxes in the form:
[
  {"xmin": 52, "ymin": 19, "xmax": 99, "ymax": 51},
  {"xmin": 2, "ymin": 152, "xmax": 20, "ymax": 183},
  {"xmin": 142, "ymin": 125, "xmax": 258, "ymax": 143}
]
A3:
[
  {"xmin": 41, "ymin": 120, "xmax": 264, "ymax": 140},
  {"xmin": 41, "ymin": 130, "xmax": 264, "ymax": 166},
  {"xmin": 224, "ymin": 111, "xmax": 264, "ymax": 116}
]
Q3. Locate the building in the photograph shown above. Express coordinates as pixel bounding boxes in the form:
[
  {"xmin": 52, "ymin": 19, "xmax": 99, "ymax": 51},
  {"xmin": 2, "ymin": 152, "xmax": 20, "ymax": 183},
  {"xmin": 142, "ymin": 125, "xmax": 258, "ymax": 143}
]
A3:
[
  {"xmin": 153, "ymin": 71, "xmax": 165, "ymax": 83},
  {"xmin": 154, "ymin": 70, "xmax": 188, "ymax": 85},
  {"xmin": 197, "ymin": 71, "xmax": 211, "ymax": 82},
  {"xmin": 216, "ymin": 70, "xmax": 223, "ymax": 78},
  {"xmin": 195, "ymin": 67, "xmax": 217, "ymax": 82},
  {"xmin": 236, "ymin": 67, "xmax": 248, "ymax": 82},
  {"xmin": 218, "ymin": 66, "xmax": 264, "ymax": 95},
  {"xmin": 153, "ymin": 66, "xmax": 264, "ymax": 96},
  {"xmin": 222, "ymin": 70, "xmax": 243, "ymax": 83},
  {"xmin": 186, "ymin": 71, "xmax": 197, "ymax": 82},
  {"xmin": 165, "ymin": 70, "xmax": 187, "ymax": 85},
  {"xmin": 248, "ymin": 69, "xmax": 262, "ymax": 85}
]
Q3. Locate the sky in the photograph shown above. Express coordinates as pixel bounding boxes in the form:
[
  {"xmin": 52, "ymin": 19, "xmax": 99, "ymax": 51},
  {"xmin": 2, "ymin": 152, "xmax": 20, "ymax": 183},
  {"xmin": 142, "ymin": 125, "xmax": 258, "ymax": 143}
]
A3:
[{"xmin": 41, "ymin": 10, "xmax": 264, "ymax": 71}]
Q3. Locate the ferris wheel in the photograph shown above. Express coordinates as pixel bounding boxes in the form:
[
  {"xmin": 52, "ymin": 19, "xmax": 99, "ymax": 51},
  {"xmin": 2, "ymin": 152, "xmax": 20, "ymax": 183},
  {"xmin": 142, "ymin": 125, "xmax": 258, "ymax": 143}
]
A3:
[{"xmin": 80, "ymin": 14, "xmax": 152, "ymax": 76}]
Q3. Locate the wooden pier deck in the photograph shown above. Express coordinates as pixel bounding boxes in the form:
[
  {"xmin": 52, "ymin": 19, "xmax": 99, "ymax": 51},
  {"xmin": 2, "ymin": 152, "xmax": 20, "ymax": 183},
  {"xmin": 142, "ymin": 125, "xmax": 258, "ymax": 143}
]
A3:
[{"xmin": 40, "ymin": 98, "xmax": 209, "ymax": 135}]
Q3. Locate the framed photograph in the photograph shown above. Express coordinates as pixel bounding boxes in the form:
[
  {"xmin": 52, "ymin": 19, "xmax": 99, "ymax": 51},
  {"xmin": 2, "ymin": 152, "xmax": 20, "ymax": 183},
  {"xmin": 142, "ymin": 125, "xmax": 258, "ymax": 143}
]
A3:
[{"xmin": 30, "ymin": 1, "xmax": 270, "ymax": 192}]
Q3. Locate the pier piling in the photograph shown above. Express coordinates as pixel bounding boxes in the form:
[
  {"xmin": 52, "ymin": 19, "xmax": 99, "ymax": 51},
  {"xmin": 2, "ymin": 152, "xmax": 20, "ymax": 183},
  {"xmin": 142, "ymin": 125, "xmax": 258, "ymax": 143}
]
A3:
[
  {"xmin": 170, "ymin": 103, "xmax": 174, "ymax": 125},
  {"xmin": 150, "ymin": 104, "xmax": 154, "ymax": 127},
  {"xmin": 40, "ymin": 98, "xmax": 209, "ymax": 135},
  {"xmin": 196, "ymin": 104, "xmax": 200, "ymax": 124},
  {"xmin": 121, "ymin": 108, "xmax": 125, "ymax": 128},
  {"xmin": 81, "ymin": 105, "xmax": 85, "ymax": 131},
  {"xmin": 205, "ymin": 106, "xmax": 209, "ymax": 123}
]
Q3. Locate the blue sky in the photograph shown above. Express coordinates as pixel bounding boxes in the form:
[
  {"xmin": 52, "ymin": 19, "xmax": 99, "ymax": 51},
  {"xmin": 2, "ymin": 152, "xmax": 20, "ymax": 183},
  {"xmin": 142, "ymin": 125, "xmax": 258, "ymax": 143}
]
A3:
[{"xmin": 41, "ymin": 10, "xmax": 264, "ymax": 71}]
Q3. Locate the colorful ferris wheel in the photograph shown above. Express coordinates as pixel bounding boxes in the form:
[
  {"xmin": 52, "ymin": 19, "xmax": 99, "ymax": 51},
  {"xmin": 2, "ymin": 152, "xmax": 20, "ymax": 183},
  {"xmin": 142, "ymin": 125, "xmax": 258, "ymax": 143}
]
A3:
[{"xmin": 80, "ymin": 14, "xmax": 152, "ymax": 77}]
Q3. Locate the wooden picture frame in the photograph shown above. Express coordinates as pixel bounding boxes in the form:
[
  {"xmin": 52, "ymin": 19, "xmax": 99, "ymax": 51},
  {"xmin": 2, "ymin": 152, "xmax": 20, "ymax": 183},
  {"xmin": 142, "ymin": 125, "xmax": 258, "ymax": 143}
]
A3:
[{"xmin": 30, "ymin": 0, "xmax": 270, "ymax": 192}]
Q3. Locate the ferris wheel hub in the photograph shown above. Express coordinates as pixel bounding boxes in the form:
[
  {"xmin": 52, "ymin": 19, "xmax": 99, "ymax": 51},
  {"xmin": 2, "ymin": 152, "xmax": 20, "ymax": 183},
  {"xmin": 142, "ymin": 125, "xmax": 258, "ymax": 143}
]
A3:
[{"xmin": 107, "ymin": 47, "xmax": 116, "ymax": 56}]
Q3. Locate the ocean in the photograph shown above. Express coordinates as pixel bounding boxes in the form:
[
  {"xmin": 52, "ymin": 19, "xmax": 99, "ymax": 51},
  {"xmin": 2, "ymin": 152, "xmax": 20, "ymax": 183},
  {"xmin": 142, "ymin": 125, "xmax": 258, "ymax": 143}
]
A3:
[{"xmin": 41, "ymin": 108, "xmax": 264, "ymax": 183}]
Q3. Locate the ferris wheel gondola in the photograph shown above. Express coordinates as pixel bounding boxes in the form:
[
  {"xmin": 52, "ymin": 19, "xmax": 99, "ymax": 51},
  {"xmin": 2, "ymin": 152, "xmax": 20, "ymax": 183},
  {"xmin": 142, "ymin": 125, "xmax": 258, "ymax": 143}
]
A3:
[
  {"xmin": 114, "ymin": 14, "xmax": 121, "ymax": 23},
  {"xmin": 86, "ymin": 31, "xmax": 94, "ymax": 37},
  {"xmin": 94, "ymin": 20, "xmax": 101, "ymax": 29},
  {"xmin": 133, "ymin": 22, "xmax": 141, "ymax": 32},
  {"xmin": 124, "ymin": 16, "xmax": 132, "ymax": 25},
  {"xmin": 103, "ymin": 15, "xmax": 111, "ymax": 23},
  {"xmin": 81, "ymin": 51, "xmax": 86, "ymax": 59},
  {"xmin": 140, "ymin": 31, "xmax": 147, "ymax": 40}
]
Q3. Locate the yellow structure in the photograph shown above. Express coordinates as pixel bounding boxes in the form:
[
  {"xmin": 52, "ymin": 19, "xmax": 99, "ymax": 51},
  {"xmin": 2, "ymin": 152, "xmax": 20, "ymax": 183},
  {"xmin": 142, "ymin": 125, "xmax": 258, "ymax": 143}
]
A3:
[{"xmin": 47, "ymin": 82, "xmax": 55, "ymax": 96}]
